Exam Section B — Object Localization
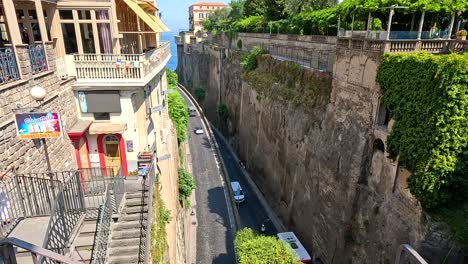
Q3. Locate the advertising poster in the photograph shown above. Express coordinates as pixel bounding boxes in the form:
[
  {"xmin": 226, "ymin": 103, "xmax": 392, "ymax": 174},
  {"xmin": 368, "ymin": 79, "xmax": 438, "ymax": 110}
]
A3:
[
  {"xmin": 14, "ymin": 112, "xmax": 63, "ymax": 139},
  {"xmin": 78, "ymin": 91, "xmax": 88, "ymax": 113}
]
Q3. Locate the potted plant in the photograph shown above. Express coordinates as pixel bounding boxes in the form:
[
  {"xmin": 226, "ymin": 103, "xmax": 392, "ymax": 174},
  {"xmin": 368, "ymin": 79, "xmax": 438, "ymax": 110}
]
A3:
[{"xmin": 456, "ymin": 29, "xmax": 467, "ymax": 40}]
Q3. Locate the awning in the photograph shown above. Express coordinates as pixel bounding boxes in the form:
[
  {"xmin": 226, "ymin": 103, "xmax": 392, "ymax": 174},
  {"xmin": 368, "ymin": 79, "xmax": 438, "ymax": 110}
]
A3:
[
  {"xmin": 67, "ymin": 120, "xmax": 92, "ymax": 138},
  {"xmin": 89, "ymin": 123, "xmax": 127, "ymax": 135},
  {"xmin": 123, "ymin": 0, "xmax": 169, "ymax": 32}
]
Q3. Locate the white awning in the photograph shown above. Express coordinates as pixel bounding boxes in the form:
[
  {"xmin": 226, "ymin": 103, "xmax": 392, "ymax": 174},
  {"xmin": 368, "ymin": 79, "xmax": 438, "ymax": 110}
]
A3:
[{"xmin": 89, "ymin": 123, "xmax": 126, "ymax": 135}]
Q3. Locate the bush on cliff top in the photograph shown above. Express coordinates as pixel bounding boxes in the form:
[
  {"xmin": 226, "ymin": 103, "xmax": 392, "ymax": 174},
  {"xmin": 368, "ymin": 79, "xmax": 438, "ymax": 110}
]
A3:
[
  {"xmin": 166, "ymin": 69, "xmax": 178, "ymax": 89},
  {"xmin": 178, "ymin": 168, "xmax": 196, "ymax": 207},
  {"xmin": 376, "ymin": 52, "xmax": 468, "ymax": 210},
  {"xmin": 235, "ymin": 228, "xmax": 301, "ymax": 264},
  {"xmin": 241, "ymin": 46, "xmax": 266, "ymax": 71}
]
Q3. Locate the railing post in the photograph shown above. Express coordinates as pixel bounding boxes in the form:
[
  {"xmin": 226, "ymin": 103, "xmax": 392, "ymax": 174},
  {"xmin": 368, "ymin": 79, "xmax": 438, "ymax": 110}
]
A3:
[
  {"xmin": 415, "ymin": 40, "xmax": 422, "ymax": 51},
  {"xmin": 0, "ymin": 243, "xmax": 18, "ymax": 264}
]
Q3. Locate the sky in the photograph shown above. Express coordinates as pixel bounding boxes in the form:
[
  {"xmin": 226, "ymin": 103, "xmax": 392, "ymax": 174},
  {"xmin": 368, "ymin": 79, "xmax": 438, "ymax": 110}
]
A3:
[{"xmin": 158, "ymin": 0, "xmax": 230, "ymax": 33}]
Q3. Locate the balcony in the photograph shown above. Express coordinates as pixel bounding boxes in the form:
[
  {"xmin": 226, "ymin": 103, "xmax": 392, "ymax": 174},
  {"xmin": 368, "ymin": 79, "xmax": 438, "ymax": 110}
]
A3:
[
  {"xmin": 70, "ymin": 42, "xmax": 171, "ymax": 87},
  {"xmin": 28, "ymin": 44, "xmax": 48, "ymax": 74}
]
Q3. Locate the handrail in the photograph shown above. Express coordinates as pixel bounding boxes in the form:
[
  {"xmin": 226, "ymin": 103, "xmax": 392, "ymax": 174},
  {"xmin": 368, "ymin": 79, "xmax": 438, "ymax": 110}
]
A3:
[
  {"xmin": 42, "ymin": 172, "xmax": 86, "ymax": 255},
  {"xmin": 91, "ymin": 185, "xmax": 112, "ymax": 264},
  {"xmin": 0, "ymin": 237, "xmax": 81, "ymax": 264},
  {"xmin": 144, "ymin": 161, "xmax": 158, "ymax": 264},
  {"xmin": 394, "ymin": 244, "xmax": 428, "ymax": 264}
]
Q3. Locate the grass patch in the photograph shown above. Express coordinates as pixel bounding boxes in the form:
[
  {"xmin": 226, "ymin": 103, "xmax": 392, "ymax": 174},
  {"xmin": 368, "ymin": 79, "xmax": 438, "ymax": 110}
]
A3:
[{"xmin": 151, "ymin": 181, "xmax": 172, "ymax": 264}]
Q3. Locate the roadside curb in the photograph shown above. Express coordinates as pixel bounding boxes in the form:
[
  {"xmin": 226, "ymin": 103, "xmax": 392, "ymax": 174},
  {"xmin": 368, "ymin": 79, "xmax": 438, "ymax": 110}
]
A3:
[
  {"xmin": 177, "ymin": 83, "xmax": 241, "ymax": 234},
  {"xmin": 210, "ymin": 126, "xmax": 286, "ymax": 233}
]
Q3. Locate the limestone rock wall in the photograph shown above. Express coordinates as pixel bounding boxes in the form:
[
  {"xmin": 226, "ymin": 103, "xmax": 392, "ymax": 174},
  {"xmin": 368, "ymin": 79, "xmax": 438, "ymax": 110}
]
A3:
[{"xmin": 176, "ymin": 37, "xmax": 466, "ymax": 263}]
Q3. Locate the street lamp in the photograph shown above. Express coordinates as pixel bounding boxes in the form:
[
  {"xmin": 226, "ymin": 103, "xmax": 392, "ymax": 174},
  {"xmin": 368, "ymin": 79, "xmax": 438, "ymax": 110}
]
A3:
[{"xmin": 29, "ymin": 86, "xmax": 52, "ymax": 174}]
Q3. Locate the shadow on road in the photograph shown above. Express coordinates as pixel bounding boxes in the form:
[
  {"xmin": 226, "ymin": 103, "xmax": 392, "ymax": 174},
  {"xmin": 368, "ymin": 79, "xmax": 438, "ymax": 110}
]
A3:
[{"xmin": 208, "ymin": 186, "xmax": 236, "ymax": 264}]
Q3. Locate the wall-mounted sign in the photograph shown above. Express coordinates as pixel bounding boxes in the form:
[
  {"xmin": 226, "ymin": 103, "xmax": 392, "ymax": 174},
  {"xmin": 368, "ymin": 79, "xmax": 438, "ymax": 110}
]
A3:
[
  {"xmin": 78, "ymin": 91, "xmax": 88, "ymax": 113},
  {"xmin": 150, "ymin": 105, "xmax": 164, "ymax": 113},
  {"xmin": 126, "ymin": 140, "xmax": 134, "ymax": 152},
  {"xmin": 14, "ymin": 112, "xmax": 63, "ymax": 139}
]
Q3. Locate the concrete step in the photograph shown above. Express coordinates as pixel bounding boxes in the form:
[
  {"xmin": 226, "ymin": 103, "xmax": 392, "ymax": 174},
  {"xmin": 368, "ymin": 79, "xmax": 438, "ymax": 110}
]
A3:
[
  {"xmin": 119, "ymin": 212, "xmax": 148, "ymax": 222},
  {"xmin": 123, "ymin": 205, "xmax": 148, "ymax": 214},
  {"xmin": 109, "ymin": 237, "xmax": 143, "ymax": 248},
  {"xmin": 109, "ymin": 245, "xmax": 141, "ymax": 257},
  {"xmin": 113, "ymin": 220, "xmax": 146, "ymax": 231},
  {"xmin": 74, "ymin": 235, "xmax": 95, "ymax": 250},
  {"xmin": 111, "ymin": 229, "xmax": 146, "ymax": 240},
  {"xmin": 79, "ymin": 221, "xmax": 97, "ymax": 237},
  {"xmin": 70, "ymin": 247, "xmax": 93, "ymax": 263},
  {"xmin": 125, "ymin": 192, "xmax": 148, "ymax": 199},
  {"xmin": 125, "ymin": 197, "xmax": 148, "ymax": 206},
  {"xmin": 108, "ymin": 254, "xmax": 142, "ymax": 264}
]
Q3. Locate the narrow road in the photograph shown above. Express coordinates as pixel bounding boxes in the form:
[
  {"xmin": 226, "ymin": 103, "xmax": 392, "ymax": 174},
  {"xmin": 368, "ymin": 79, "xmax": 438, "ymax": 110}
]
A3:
[
  {"xmin": 213, "ymin": 132, "xmax": 278, "ymax": 236},
  {"xmin": 180, "ymin": 91, "xmax": 236, "ymax": 264},
  {"xmin": 179, "ymin": 86, "xmax": 280, "ymax": 263}
]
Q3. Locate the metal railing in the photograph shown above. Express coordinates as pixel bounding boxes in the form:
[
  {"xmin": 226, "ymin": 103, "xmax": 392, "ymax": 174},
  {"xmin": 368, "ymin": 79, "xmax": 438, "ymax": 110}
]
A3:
[
  {"xmin": 91, "ymin": 185, "xmax": 112, "ymax": 264},
  {"xmin": 338, "ymin": 38, "xmax": 468, "ymax": 54},
  {"xmin": 0, "ymin": 172, "xmax": 71, "ymax": 237},
  {"xmin": 144, "ymin": 161, "xmax": 158, "ymax": 264},
  {"xmin": 73, "ymin": 42, "xmax": 170, "ymax": 80},
  {"xmin": 29, "ymin": 44, "xmax": 48, "ymax": 74},
  {"xmin": 254, "ymin": 44, "xmax": 334, "ymax": 72},
  {"xmin": 0, "ymin": 47, "xmax": 19, "ymax": 84},
  {"xmin": 0, "ymin": 237, "xmax": 80, "ymax": 264},
  {"xmin": 42, "ymin": 172, "xmax": 86, "ymax": 256},
  {"xmin": 394, "ymin": 244, "xmax": 428, "ymax": 264}
]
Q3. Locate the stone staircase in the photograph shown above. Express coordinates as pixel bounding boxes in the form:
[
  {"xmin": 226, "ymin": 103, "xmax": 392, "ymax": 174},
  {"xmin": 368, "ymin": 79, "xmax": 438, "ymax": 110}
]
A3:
[
  {"xmin": 70, "ymin": 218, "xmax": 99, "ymax": 263},
  {"xmin": 108, "ymin": 189, "xmax": 149, "ymax": 264}
]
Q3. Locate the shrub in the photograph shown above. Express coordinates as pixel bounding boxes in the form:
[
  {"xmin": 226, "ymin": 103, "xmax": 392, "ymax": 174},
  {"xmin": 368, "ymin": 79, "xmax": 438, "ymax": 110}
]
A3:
[
  {"xmin": 237, "ymin": 39, "xmax": 243, "ymax": 50},
  {"xmin": 218, "ymin": 103, "xmax": 229, "ymax": 121},
  {"xmin": 168, "ymin": 90, "xmax": 189, "ymax": 143},
  {"xmin": 376, "ymin": 52, "xmax": 468, "ymax": 209},
  {"xmin": 166, "ymin": 69, "xmax": 178, "ymax": 89},
  {"xmin": 178, "ymin": 168, "xmax": 196, "ymax": 207},
  {"xmin": 194, "ymin": 88, "xmax": 206, "ymax": 102},
  {"xmin": 234, "ymin": 228, "xmax": 301, "ymax": 264},
  {"xmin": 241, "ymin": 46, "xmax": 265, "ymax": 71},
  {"xmin": 235, "ymin": 15, "xmax": 265, "ymax": 33},
  {"xmin": 151, "ymin": 186, "xmax": 171, "ymax": 264}
]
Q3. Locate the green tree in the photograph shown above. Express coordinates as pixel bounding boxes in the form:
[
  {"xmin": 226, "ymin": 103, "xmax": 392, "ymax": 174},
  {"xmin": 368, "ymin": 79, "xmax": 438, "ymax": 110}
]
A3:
[
  {"xmin": 244, "ymin": 0, "xmax": 266, "ymax": 17},
  {"xmin": 178, "ymin": 168, "xmax": 196, "ymax": 206},
  {"xmin": 194, "ymin": 88, "xmax": 206, "ymax": 102},
  {"xmin": 284, "ymin": 0, "xmax": 338, "ymax": 15},
  {"xmin": 167, "ymin": 90, "xmax": 189, "ymax": 143},
  {"xmin": 235, "ymin": 228, "xmax": 301, "ymax": 264},
  {"xmin": 166, "ymin": 69, "xmax": 178, "ymax": 89},
  {"xmin": 264, "ymin": 0, "xmax": 286, "ymax": 21}
]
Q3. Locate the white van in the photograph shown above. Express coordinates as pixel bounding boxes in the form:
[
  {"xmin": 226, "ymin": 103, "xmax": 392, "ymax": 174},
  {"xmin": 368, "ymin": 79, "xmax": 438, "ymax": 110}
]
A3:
[
  {"xmin": 277, "ymin": 232, "xmax": 312, "ymax": 263},
  {"xmin": 230, "ymin": 181, "xmax": 245, "ymax": 203}
]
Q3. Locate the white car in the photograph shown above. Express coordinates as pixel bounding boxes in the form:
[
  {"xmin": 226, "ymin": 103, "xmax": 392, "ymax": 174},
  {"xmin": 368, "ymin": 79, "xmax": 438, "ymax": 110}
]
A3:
[
  {"xmin": 230, "ymin": 181, "xmax": 245, "ymax": 203},
  {"xmin": 194, "ymin": 127, "xmax": 204, "ymax": 134}
]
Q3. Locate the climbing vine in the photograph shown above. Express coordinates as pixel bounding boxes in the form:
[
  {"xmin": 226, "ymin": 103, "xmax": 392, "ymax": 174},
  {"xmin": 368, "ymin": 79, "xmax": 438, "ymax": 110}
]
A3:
[{"xmin": 377, "ymin": 52, "xmax": 468, "ymax": 209}]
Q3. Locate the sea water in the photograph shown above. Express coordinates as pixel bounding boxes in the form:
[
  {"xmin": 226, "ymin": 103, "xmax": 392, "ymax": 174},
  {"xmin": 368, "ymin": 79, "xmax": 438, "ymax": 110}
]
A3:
[{"xmin": 162, "ymin": 32, "xmax": 178, "ymax": 71}]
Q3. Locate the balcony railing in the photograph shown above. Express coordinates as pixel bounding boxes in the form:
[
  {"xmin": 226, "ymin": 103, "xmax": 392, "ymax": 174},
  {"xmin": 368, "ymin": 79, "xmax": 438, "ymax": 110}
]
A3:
[
  {"xmin": 0, "ymin": 47, "xmax": 20, "ymax": 85},
  {"xmin": 29, "ymin": 44, "xmax": 48, "ymax": 74},
  {"xmin": 73, "ymin": 42, "xmax": 170, "ymax": 81},
  {"xmin": 338, "ymin": 38, "xmax": 468, "ymax": 54}
]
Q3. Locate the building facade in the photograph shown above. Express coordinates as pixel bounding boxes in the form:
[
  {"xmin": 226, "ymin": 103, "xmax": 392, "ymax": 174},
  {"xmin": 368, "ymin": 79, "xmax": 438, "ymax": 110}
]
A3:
[
  {"xmin": 189, "ymin": 2, "xmax": 227, "ymax": 33},
  {"xmin": 0, "ymin": 0, "xmax": 171, "ymax": 176}
]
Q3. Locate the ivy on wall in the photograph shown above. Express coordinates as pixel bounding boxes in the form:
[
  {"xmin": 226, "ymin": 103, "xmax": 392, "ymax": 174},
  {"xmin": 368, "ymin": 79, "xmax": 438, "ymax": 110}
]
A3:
[
  {"xmin": 242, "ymin": 53, "xmax": 332, "ymax": 109},
  {"xmin": 377, "ymin": 52, "xmax": 468, "ymax": 209}
]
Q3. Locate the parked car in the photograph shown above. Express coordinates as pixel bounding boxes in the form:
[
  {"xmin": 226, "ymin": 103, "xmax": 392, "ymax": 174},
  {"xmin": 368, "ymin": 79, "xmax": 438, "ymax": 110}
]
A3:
[
  {"xmin": 194, "ymin": 127, "xmax": 204, "ymax": 134},
  {"xmin": 230, "ymin": 181, "xmax": 245, "ymax": 203}
]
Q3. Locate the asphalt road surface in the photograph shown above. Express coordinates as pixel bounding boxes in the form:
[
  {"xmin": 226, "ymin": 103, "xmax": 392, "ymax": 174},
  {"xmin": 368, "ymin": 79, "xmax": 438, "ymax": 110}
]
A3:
[
  {"xmin": 181, "ymin": 91, "xmax": 236, "ymax": 264},
  {"xmin": 179, "ymin": 87, "xmax": 279, "ymax": 264},
  {"xmin": 213, "ymin": 132, "xmax": 278, "ymax": 236}
]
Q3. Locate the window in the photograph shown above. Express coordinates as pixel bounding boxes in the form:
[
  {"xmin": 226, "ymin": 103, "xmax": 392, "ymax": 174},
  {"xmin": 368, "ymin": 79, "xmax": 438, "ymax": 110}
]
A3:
[
  {"xmin": 59, "ymin": 9, "xmax": 112, "ymax": 54},
  {"xmin": 0, "ymin": 6, "xmax": 10, "ymax": 47},
  {"xmin": 61, "ymin": 23, "xmax": 78, "ymax": 54},
  {"xmin": 94, "ymin": 113, "xmax": 110, "ymax": 120},
  {"xmin": 77, "ymin": 10, "xmax": 91, "ymax": 20},
  {"xmin": 16, "ymin": 7, "xmax": 51, "ymax": 44},
  {"xmin": 199, "ymin": 13, "xmax": 204, "ymax": 19},
  {"xmin": 59, "ymin": 10, "xmax": 73, "ymax": 20},
  {"xmin": 80, "ymin": 23, "xmax": 95, "ymax": 53}
]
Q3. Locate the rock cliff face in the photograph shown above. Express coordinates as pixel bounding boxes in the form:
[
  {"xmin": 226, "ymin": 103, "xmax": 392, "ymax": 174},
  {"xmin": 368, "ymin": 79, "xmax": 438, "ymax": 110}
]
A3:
[{"xmin": 177, "ymin": 38, "xmax": 465, "ymax": 263}]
